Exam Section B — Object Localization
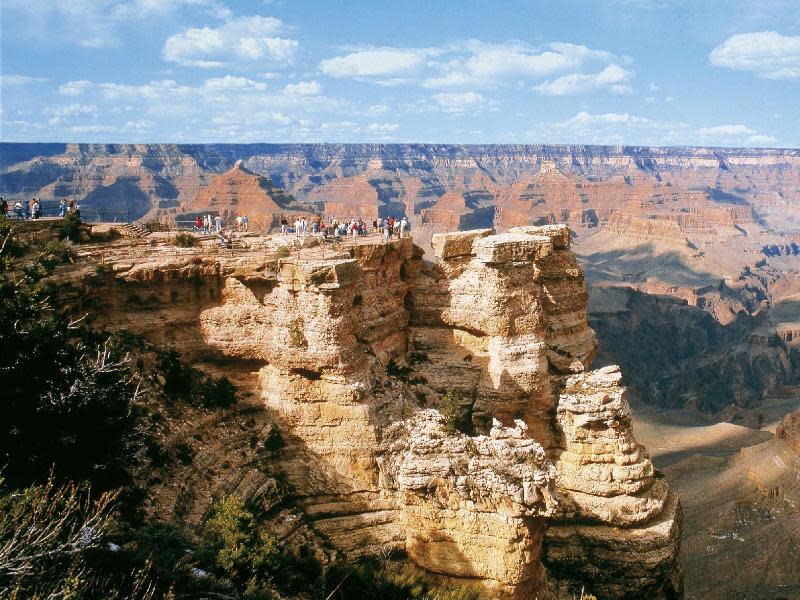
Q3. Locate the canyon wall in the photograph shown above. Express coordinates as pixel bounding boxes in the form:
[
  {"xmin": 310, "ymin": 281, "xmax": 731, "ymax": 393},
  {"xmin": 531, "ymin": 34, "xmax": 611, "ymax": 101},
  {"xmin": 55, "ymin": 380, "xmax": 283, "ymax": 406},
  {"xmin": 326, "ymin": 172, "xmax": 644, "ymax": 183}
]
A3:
[
  {"xmin": 56, "ymin": 226, "xmax": 682, "ymax": 598},
  {"xmin": 5, "ymin": 142, "xmax": 799, "ymax": 416}
]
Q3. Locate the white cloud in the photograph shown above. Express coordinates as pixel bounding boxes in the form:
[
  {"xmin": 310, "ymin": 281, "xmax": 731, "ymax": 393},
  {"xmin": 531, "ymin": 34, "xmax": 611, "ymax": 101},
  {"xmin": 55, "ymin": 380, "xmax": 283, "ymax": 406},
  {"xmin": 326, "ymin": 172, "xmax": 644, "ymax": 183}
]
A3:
[
  {"xmin": 432, "ymin": 91, "xmax": 487, "ymax": 114},
  {"xmin": 23, "ymin": 74, "xmax": 360, "ymax": 142},
  {"xmin": 367, "ymin": 122, "xmax": 399, "ymax": 133},
  {"xmin": 747, "ymin": 134, "xmax": 778, "ymax": 145},
  {"xmin": 320, "ymin": 48, "xmax": 430, "ymax": 79},
  {"xmin": 5, "ymin": 0, "xmax": 233, "ymax": 49},
  {"xmin": 528, "ymin": 111, "xmax": 778, "ymax": 147},
  {"xmin": 368, "ymin": 104, "xmax": 390, "ymax": 114},
  {"xmin": 203, "ymin": 75, "xmax": 268, "ymax": 91},
  {"xmin": 163, "ymin": 15, "xmax": 299, "ymax": 68},
  {"xmin": 695, "ymin": 124, "xmax": 778, "ymax": 146},
  {"xmin": 535, "ymin": 64, "xmax": 634, "ymax": 95},
  {"xmin": 59, "ymin": 80, "xmax": 93, "ymax": 96},
  {"xmin": 45, "ymin": 103, "xmax": 98, "ymax": 125},
  {"xmin": 69, "ymin": 124, "xmax": 118, "ymax": 133},
  {"xmin": 123, "ymin": 119, "xmax": 154, "ymax": 131},
  {"xmin": 320, "ymin": 40, "xmax": 624, "ymax": 93},
  {"xmin": 697, "ymin": 124, "xmax": 756, "ymax": 136},
  {"xmin": 710, "ymin": 31, "xmax": 800, "ymax": 79},
  {"xmin": 2, "ymin": 74, "xmax": 48, "ymax": 85},
  {"xmin": 283, "ymin": 80, "xmax": 322, "ymax": 95}
]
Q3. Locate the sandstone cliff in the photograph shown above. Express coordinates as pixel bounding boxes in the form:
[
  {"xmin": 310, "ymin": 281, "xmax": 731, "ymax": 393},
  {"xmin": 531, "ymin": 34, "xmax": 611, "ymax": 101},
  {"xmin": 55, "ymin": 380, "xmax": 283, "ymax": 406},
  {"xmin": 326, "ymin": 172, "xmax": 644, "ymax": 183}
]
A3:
[{"xmin": 53, "ymin": 225, "xmax": 682, "ymax": 599}]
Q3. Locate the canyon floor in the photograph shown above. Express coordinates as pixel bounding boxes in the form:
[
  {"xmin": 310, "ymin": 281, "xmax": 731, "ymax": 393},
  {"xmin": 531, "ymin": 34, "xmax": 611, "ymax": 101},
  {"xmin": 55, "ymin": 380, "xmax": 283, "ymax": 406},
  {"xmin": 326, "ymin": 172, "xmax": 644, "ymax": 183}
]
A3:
[{"xmin": 632, "ymin": 388, "xmax": 800, "ymax": 599}]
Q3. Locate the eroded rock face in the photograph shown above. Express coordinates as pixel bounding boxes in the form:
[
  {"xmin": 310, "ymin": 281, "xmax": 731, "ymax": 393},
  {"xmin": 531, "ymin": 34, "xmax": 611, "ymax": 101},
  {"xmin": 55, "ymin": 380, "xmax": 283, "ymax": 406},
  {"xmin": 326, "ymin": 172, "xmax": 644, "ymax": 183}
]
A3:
[
  {"xmin": 62, "ymin": 226, "xmax": 682, "ymax": 599},
  {"xmin": 776, "ymin": 410, "xmax": 800, "ymax": 455}
]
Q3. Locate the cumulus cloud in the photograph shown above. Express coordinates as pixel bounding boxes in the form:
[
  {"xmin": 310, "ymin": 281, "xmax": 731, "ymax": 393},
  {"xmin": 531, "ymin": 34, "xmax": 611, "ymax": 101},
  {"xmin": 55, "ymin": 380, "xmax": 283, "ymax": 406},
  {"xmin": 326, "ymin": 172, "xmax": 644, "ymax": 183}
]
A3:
[
  {"xmin": 697, "ymin": 124, "xmax": 756, "ymax": 136},
  {"xmin": 746, "ymin": 134, "xmax": 778, "ymax": 145},
  {"xmin": 283, "ymin": 80, "xmax": 322, "ymax": 95},
  {"xmin": 432, "ymin": 92, "xmax": 487, "ymax": 114},
  {"xmin": 59, "ymin": 80, "xmax": 94, "ymax": 96},
  {"xmin": 710, "ymin": 31, "xmax": 800, "ymax": 79},
  {"xmin": 45, "ymin": 103, "xmax": 98, "ymax": 125},
  {"xmin": 535, "ymin": 64, "xmax": 634, "ymax": 95},
  {"xmin": 528, "ymin": 111, "xmax": 778, "ymax": 147},
  {"xmin": 366, "ymin": 122, "xmax": 399, "ymax": 133},
  {"xmin": 2, "ymin": 74, "xmax": 48, "ymax": 85},
  {"xmin": 23, "ymin": 74, "xmax": 363, "ymax": 142},
  {"xmin": 5, "ymin": 0, "xmax": 232, "ymax": 49},
  {"xmin": 203, "ymin": 75, "xmax": 268, "ymax": 91},
  {"xmin": 163, "ymin": 15, "xmax": 299, "ymax": 68},
  {"xmin": 319, "ymin": 40, "xmax": 625, "ymax": 92},
  {"xmin": 320, "ymin": 48, "xmax": 431, "ymax": 84},
  {"xmin": 697, "ymin": 124, "xmax": 777, "ymax": 146}
]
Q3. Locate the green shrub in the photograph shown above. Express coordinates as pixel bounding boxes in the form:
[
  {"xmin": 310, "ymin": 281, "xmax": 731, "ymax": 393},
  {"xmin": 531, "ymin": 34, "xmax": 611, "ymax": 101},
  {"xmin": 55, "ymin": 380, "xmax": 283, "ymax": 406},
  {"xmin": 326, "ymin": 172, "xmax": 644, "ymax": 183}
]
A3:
[
  {"xmin": 288, "ymin": 318, "xmax": 306, "ymax": 348},
  {"xmin": 142, "ymin": 221, "xmax": 168, "ymax": 233},
  {"xmin": 0, "ymin": 215, "xmax": 26, "ymax": 261},
  {"xmin": 274, "ymin": 245, "xmax": 290, "ymax": 258},
  {"xmin": 90, "ymin": 227, "xmax": 121, "ymax": 242},
  {"xmin": 440, "ymin": 389, "xmax": 463, "ymax": 433},
  {"xmin": 36, "ymin": 239, "xmax": 75, "ymax": 270},
  {"xmin": 157, "ymin": 349, "xmax": 193, "ymax": 397},
  {"xmin": 324, "ymin": 557, "xmax": 485, "ymax": 600},
  {"xmin": 199, "ymin": 374, "xmax": 237, "ymax": 408},
  {"xmin": 200, "ymin": 495, "xmax": 282, "ymax": 591},
  {"xmin": 59, "ymin": 211, "xmax": 83, "ymax": 243},
  {"xmin": 156, "ymin": 349, "xmax": 238, "ymax": 408},
  {"xmin": 172, "ymin": 232, "xmax": 197, "ymax": 248},
  {"xmin": 264, "ymin": 424, "xmax": 285, "ymax": 451},
  {"xmin": 465, "ymin": 438, "xmax": 479, "ymax": 456},
  {"xmin": 387, "ymin": 359, "xmax": 412, "ymax": 379}
]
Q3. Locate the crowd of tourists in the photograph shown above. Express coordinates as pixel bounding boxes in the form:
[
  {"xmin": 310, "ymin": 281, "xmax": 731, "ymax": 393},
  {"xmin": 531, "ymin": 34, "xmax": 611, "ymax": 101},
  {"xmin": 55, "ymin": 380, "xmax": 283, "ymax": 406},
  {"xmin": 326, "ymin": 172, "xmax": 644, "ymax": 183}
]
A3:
[
  {"xmin": 0, "ymin": 197, "xmax": 81, "ymax": 220},
  {"xmin": 280, "ymin": 214, "xmax": 409, "ymax": 240},
  {"xmin": 193, "ymin": 214, "xmax": 249, "ymax": 233},
  {"xmin": 1, "ymin": 196, "xmax": 411, "ymax": 245}
]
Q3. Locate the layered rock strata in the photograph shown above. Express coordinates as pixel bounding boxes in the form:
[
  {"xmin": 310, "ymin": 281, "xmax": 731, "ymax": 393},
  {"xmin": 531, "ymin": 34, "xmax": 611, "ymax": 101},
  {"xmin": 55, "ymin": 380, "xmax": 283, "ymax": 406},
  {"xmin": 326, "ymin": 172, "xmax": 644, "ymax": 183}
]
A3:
[{"xmin": 63, "ymin": 226, "xmax": 682, "ymax": 598}]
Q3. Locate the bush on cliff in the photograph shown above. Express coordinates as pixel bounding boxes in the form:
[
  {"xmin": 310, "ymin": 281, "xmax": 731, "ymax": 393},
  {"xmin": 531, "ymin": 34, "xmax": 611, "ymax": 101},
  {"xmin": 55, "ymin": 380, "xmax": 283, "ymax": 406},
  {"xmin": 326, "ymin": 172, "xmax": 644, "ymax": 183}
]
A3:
[
  {"xmin": 59, "ymin": 211, "xmax": 83, "ymax": 243},
  {"xmin": 157, "ymin": 348, "xmax": 238, "ymax": 407},
  {"xmin": 0, "ymin": 476, "xmax": 154, "ymax": 600},
  {"xmin": 172, "ymin": 232, "xmax": 197, "ymax": 247},
  {"xmin": 198, "ymin": 495, "xmax": 283, "ymax": 592},
  {"xmin": 0, "ymin": 238, "xmax": 142, "ymax": 490}
]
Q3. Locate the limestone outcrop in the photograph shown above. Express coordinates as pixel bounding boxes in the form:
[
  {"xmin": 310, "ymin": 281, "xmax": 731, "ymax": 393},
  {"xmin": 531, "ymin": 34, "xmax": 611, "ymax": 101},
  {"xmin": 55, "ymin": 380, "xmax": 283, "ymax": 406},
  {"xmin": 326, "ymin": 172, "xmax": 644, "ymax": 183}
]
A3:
[{"xmin": 59, "ymin": 225, "xmax": 683, "ymax": 599}]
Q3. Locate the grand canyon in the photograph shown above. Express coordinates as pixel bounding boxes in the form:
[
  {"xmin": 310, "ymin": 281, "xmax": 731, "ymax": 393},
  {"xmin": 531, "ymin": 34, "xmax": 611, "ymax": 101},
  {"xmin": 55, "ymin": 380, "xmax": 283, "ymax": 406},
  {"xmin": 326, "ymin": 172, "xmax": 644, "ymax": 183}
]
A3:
[{"xmin": 2, "ymin": 143, "xmax": 800, "ymax": 598}]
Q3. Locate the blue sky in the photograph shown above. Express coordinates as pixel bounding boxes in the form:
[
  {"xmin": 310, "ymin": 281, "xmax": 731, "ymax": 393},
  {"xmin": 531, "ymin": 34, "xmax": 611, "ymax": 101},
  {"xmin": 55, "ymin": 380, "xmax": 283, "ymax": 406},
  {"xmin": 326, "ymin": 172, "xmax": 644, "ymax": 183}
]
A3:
[{"xmin": 1, "ymin": 0, "xmax": 799, "ymax": 146}]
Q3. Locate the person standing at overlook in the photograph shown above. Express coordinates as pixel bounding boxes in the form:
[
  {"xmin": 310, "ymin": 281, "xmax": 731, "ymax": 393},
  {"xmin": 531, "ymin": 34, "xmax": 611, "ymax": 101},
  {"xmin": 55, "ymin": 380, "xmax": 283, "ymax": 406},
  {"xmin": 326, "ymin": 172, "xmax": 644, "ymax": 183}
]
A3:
[
  {"xmin": 280, "ymin": 215, "xmax": 288, "ymax": 234},
  {"xmin": 59, "ymin": 199, "xmax": 67, "ymax": 217}
]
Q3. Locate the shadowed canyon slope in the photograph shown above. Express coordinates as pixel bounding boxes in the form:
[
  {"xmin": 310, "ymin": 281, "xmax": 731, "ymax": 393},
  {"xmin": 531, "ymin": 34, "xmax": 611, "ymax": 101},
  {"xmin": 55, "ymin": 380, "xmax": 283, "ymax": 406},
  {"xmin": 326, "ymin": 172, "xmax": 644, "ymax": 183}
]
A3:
[{"xmin": 3, "ymin": 142, "xmax": 800, "ymax": 416}]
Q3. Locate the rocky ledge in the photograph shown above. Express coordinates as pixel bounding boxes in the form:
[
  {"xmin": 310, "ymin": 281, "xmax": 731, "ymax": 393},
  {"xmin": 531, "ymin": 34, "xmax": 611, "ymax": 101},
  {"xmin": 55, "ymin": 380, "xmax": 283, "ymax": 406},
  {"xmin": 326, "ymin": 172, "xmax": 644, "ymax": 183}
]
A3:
[{"xmin": 58, "ymin": 226, "xmax": 683, "ymax": 599}]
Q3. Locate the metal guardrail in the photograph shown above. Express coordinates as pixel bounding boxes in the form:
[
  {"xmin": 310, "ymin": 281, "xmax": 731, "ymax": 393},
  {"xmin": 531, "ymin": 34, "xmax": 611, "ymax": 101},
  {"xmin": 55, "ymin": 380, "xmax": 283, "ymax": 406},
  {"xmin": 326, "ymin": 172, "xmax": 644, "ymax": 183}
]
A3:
[{"xmin": 3, "ymin": 201, "xmax": 134, "ymax": 223}]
